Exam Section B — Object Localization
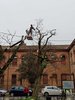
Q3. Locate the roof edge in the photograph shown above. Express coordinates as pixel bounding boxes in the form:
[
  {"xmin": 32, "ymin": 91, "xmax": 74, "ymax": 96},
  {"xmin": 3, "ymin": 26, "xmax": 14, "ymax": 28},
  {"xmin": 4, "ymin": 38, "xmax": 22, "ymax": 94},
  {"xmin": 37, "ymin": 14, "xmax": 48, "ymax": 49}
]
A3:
[{"xmin": 67, "ymin": 39, "xmax": 75, "ymax": 51}]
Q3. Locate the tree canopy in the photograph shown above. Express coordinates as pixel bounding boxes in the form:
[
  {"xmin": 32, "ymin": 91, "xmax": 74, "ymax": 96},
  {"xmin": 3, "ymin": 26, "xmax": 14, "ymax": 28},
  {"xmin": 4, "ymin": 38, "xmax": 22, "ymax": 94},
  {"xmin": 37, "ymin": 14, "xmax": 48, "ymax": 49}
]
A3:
[{"xmin": 18, "ymin": 52, "xmax": 39, "ymax": 84}]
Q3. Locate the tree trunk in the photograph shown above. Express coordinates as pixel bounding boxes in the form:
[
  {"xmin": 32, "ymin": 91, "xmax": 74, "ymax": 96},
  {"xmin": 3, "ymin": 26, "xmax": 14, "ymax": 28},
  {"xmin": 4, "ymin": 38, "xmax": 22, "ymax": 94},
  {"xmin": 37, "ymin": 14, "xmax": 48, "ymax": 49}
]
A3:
[{"xmin": 32, "ymin": 77, "xmax": 41, "ymax": 100}]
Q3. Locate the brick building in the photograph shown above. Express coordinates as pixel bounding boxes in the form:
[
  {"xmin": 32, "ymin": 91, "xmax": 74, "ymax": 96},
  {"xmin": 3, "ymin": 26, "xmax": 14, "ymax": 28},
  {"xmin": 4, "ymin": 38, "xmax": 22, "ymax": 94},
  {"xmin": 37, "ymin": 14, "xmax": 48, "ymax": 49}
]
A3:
[{"xmin": 0, "ymin": 39, "xmax": 75, "ymax": 90}]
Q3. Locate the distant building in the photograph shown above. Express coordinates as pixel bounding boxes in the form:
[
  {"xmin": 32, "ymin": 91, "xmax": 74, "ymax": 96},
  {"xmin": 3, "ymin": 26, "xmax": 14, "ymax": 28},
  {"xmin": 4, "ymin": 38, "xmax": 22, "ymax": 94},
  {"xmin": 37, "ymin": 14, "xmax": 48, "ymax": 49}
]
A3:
[{"xmin": 0, "ymin": 39, "xmax": 75, "ymax": 90}]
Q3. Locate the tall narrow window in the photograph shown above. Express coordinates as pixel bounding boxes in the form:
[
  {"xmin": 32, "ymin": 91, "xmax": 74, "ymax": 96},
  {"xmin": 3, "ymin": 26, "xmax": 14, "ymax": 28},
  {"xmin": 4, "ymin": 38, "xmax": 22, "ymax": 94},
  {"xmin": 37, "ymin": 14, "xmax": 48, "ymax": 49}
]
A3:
[
  {"xmin": 0, "ymin": 75, "xmax": 4, "ymax": 87},
  {"xmin": 11, "ymin": 74, "xmax": 16, "ymax": 85},
  {"xmin": 12, "ymin": 56, "xmax": 17, "ymax": 65},
  {"xmin": 61, "ymin": 74, "xmax": 67, "ymax": 80},
  {"xmin": 73, "ymin": 51, "xmax": 75, "ymax": 63},
  {"xmin": 43, "ymin": 74, "xmax": 48, "ymax": 84}
]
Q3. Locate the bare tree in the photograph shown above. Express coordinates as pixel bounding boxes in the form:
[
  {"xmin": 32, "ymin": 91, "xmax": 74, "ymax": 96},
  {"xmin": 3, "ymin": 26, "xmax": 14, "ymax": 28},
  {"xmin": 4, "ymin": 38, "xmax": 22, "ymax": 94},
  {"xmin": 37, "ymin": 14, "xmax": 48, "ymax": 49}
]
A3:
[
  {"xmin": 33, "ymin": 20, "xmax": 56, "ymax": 99},
  {"xmin": 18, "ymin": 20, "xmax": 56, "ymax": 99}
]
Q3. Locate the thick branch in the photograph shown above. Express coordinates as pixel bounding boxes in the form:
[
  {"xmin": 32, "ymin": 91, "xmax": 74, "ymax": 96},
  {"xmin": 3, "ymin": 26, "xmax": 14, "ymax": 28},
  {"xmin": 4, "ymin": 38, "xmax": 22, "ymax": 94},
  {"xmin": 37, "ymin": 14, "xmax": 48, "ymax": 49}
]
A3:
[
  {"xmin": 41, "ymin": 29, "xmax": 56, "ymax": 50},
  {"xmin": 1, "ymin": 41, "xmax": 23, "ymax": 74},
  {"xmin": 0, "ymin": 36, "xmax": 24, "ymax": 74}
]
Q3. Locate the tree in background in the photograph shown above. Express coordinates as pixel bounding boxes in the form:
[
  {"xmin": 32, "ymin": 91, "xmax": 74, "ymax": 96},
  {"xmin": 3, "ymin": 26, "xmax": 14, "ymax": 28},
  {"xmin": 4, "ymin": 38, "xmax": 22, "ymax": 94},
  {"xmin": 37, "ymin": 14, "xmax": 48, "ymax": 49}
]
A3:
[{"xmin": 17, "ymin": 52, "xmax": 38, "ymax": 85}]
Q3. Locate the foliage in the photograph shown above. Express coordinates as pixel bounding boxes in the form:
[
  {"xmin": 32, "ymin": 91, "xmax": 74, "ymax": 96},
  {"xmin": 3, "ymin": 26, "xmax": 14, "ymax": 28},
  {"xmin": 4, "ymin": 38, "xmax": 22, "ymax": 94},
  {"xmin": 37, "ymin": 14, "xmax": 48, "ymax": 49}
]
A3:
[
  {"xmin": 18, "ymin": 97, "xmax": 35, "ymax": 100},
  {"xmin": 40, "ymin": 54, "xmax": 48, "ymax": 68},
  {"xmin": 17, "ymin": 52, "xmax": 48, "ymax": 85},
  {"xmin": 17, "ymin": 53, "xmax": 39, "ymax": 84}
]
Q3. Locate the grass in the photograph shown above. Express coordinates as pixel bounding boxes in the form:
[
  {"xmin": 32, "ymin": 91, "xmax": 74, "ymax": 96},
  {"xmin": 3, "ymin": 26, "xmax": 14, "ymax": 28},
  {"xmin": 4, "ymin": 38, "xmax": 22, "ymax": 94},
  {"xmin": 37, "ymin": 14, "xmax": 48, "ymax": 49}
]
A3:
[{"xmin": 18, "ymin": 97, "xmax": 35, "ymax": 100}]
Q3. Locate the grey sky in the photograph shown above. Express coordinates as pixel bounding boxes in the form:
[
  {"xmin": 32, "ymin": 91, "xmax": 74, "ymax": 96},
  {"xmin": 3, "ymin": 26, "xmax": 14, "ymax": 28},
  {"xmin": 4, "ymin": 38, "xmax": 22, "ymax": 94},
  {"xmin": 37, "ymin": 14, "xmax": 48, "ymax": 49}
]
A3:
[{"xmin": 0, "ymin": 0, "xmax": 75, "ymax": 45}]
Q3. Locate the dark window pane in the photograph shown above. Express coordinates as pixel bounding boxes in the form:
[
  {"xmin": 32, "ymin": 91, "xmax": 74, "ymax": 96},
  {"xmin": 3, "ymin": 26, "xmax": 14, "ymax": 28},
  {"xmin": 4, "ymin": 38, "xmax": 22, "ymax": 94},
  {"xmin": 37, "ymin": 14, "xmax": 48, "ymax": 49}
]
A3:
[
  {"xmin": 12, "ymin": 56, "xmax": 17, "ymax": 65},
  {"xmin": 11, "ymin": 74, "xmax": 16, "ymax": 85},
  {"xmin": 43, "ymin": 74, "xmax": 48, "ymax": 84},
  {"xmin": 0, "ymin": 75, "xmax": 4, "ymax": 87}
]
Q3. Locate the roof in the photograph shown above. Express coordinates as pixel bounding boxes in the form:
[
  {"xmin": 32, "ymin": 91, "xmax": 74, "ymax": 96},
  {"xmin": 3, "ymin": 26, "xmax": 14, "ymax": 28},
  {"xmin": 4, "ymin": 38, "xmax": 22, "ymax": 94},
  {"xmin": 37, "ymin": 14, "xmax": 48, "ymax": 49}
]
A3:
[
  {"xmin": 1, "ymin": 43, "xmax": 69, "ymax": 52},
  {"xmin": 1, "ymin": 39, "xmax": 75, "ymax": 52},
  {"xmin": 67, "ymin": 39, "xmax": 75, "ymax": 51}
]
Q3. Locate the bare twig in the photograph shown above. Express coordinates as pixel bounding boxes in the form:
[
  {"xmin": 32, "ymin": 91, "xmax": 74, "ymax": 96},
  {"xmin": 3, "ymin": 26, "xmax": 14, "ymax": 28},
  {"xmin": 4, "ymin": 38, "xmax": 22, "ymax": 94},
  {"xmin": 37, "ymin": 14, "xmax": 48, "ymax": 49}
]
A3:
[{"xmin": 0, "ymin": 31, "xmax": 16, "ymax": 46}]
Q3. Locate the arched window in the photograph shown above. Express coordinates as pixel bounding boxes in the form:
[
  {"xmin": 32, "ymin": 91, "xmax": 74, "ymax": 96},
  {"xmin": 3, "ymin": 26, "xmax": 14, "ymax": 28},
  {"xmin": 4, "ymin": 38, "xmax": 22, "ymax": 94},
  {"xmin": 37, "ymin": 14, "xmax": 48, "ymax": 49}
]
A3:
[
  {"xmin": 59, "ymin": 54, "xmax": 66, "ymax": 64},
  {"xmin": 50, "ymin": 53, "xmax": 57, "ymax": 61},
  {"xmin": 60, "ymin": 54, "xmax": 66, "ymax": 61}
]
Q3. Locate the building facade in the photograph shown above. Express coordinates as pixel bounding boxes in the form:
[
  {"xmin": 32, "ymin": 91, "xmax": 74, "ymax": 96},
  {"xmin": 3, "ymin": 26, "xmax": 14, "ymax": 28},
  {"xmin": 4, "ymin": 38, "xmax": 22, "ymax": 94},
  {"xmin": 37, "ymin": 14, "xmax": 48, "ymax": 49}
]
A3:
[{"xmin": 0, "ymin": 39, "xmax": 75, "ymax": 90}]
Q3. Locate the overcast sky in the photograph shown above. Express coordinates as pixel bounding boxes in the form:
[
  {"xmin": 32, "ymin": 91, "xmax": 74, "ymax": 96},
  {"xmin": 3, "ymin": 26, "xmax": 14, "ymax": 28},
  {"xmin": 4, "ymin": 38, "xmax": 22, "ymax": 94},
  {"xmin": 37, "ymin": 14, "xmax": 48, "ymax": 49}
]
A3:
[{"xmin": 0, "ymin": 0, "xmax": 75, "ymax": 45}]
